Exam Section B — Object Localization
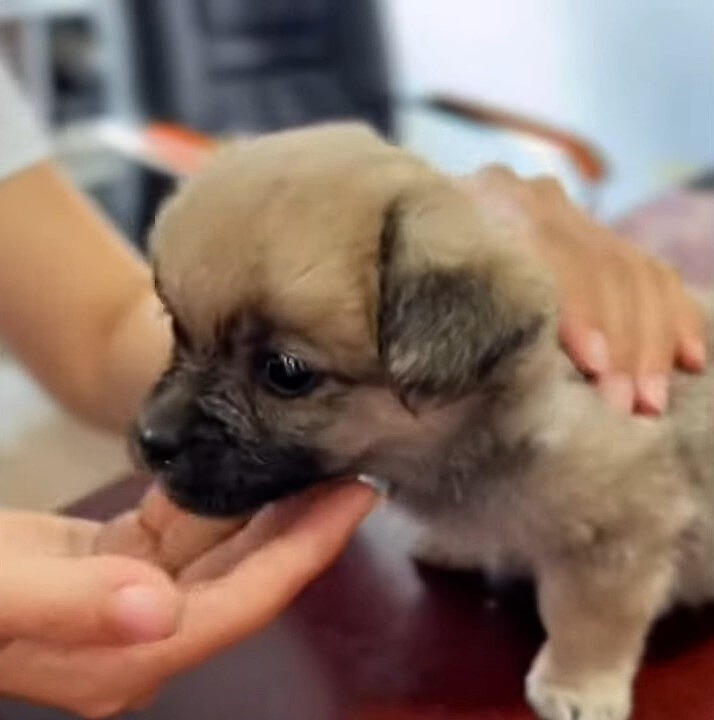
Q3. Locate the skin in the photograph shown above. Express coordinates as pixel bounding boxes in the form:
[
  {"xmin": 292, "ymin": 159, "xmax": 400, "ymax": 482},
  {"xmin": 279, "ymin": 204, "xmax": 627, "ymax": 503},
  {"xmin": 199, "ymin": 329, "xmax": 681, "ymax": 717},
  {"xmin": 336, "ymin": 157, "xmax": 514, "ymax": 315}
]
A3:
[
  {"xmin": 0, "ymin": 158, "xmax": 706, "ymax": 715},
  {"xmin": 0, "ymin": 482, "xmax": 377, "ymax": 718},
  {"xmin": 0, "ymin": 161, "xmax": 172, "ymax": 432},
  {"xmin": 460, "ymin": 168, "xmax": 706, "ymax": 414}
]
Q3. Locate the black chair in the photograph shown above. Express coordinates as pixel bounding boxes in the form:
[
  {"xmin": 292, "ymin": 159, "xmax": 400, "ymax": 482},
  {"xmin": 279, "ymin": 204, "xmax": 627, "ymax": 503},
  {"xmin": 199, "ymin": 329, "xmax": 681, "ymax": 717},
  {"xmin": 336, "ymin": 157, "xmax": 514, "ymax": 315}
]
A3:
[{"xmin": 128, "ymin": 0, "xmax": 393, "ymax": 137}]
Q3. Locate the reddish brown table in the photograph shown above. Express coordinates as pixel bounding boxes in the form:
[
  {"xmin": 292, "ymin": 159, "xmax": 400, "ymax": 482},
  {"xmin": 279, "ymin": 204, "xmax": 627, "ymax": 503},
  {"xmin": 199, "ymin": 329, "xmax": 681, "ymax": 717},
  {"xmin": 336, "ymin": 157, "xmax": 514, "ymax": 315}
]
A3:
[{"xmin": 0, "ymin": 188, "xmax": 711, "ymax": 720}]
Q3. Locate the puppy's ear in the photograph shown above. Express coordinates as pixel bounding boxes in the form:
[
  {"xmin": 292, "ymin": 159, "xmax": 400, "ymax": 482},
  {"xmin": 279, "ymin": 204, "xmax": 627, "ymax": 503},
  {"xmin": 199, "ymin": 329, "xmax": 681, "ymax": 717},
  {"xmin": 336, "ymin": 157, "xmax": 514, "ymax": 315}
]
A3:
[{"xmin": 377, "ymin": 182, "xmax": 554, "ymax": 405}]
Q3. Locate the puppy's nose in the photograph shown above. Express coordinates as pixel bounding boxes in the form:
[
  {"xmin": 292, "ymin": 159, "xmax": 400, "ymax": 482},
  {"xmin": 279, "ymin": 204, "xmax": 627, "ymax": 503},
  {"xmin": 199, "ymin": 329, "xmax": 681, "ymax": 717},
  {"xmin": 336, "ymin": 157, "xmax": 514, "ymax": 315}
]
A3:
[
  {"xmin": 137, "ymin": 422, "xmax": 183, "ymax": 466},
  {"xmin": 136, "ymin": 382, "xmax": 196, "ymax": 469}
]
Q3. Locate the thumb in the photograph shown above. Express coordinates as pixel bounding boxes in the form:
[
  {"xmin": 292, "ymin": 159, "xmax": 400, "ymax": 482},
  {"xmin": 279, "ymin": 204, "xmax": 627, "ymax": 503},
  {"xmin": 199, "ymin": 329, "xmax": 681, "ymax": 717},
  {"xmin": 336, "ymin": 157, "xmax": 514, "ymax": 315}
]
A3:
[{"xmin": 0, "ymin": 554, "xmax": 182, "ymax": 646}]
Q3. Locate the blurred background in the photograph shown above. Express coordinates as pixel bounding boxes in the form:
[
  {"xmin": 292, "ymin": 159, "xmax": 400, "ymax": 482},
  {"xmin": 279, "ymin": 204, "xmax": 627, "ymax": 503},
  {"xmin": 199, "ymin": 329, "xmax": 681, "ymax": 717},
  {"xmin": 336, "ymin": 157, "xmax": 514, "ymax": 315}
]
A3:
[
  {"xmin": 0, "ymin": 0, "xmax": 712, "ymax": 509},
  {"xmin": 1, "ymin": 0, "xmax": 712, "ymax": 239}
]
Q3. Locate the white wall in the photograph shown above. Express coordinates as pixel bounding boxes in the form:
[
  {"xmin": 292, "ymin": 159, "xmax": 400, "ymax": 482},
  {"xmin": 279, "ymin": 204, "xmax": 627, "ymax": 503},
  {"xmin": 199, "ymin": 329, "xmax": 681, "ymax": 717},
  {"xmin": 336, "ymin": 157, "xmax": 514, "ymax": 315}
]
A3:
[{"xmin": 382, "ymin": 0, "xmax": 714, "ymax": 217}]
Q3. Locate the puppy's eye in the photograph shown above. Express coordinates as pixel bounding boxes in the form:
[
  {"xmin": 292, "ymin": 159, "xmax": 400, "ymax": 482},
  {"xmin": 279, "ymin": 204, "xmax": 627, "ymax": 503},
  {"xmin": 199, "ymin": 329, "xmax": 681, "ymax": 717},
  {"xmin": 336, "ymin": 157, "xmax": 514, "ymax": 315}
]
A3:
[{"xmin": 257, "ymin": 352, "xmax": 321, "ymax": 398}]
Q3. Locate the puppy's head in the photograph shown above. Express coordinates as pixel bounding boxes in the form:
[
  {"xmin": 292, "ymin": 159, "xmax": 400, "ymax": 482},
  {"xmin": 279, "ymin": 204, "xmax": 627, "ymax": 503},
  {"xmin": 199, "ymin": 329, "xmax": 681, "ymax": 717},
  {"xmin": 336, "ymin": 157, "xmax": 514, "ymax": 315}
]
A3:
[{"xmin": 134, "ymin": 124, "xmax": 555, "ymax": 516}]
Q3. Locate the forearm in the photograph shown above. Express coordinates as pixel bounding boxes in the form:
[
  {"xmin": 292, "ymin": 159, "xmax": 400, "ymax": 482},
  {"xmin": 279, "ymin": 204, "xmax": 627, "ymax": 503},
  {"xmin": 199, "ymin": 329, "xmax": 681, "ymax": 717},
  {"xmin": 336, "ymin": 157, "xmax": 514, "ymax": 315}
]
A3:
[
  {"xmin": 98, "ymin": 288, "xmax": 172, "ymax": 432},
  {"xmin": 0, "ymin": 161, "xmax": 171, "ymax": 433}
]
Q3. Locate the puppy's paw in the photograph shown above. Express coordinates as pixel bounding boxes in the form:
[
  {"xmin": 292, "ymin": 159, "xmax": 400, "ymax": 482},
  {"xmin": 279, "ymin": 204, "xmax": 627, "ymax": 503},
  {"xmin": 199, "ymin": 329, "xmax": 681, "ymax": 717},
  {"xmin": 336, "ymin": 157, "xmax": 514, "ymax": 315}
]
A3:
[{"xmin": 526, "ymin": 647, "xmax": 632, "ymax": 720}]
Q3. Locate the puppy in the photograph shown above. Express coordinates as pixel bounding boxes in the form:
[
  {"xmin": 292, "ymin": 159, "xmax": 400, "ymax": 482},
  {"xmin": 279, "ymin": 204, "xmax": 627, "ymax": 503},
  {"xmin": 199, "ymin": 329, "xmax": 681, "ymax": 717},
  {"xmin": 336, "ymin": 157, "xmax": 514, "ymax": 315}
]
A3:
[{"xmin": 135, "ymin": 123, "xmax": 714, "ymax": 720}]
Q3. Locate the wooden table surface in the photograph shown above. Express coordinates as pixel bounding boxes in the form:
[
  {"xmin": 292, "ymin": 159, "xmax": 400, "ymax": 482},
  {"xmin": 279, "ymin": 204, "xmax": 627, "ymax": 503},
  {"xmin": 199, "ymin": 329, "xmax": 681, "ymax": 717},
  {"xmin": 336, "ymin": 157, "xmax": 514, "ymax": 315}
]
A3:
[{"xmin": 0, "ymin": 188, "xmax": 711, "ymax": 720}]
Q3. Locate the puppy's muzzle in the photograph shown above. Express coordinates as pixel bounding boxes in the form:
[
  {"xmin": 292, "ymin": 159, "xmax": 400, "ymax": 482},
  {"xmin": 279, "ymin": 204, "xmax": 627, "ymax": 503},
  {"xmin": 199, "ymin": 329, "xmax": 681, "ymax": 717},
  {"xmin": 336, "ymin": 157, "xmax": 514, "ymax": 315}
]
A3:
[
  {"xmin": 133, "ymin": 380, "xmax": 236, "ymax": 515},
  {"xmin": 135, "ymin": 382, "xmax": 196, "ymax": 470},
  {"xmin": 134, "ymin": 379, "xmax": 324, "ymax": 517}
]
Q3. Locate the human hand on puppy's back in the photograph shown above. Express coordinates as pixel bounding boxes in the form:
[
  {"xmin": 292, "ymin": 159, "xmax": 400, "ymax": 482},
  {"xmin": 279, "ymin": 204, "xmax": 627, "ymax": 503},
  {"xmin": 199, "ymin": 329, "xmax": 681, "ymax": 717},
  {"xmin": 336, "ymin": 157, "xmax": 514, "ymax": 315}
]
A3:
[{"xmin": 459, "ymin": 167, "xmax": 706, "ymax": 415}]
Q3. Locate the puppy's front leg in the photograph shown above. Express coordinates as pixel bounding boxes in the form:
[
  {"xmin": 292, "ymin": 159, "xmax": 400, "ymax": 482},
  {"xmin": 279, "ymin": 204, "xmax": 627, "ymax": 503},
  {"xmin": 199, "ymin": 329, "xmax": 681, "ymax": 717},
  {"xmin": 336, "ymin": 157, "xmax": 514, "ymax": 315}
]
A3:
[{"xmin": 527, "ymin": 555, "xmax": 672, "ymax": 720}]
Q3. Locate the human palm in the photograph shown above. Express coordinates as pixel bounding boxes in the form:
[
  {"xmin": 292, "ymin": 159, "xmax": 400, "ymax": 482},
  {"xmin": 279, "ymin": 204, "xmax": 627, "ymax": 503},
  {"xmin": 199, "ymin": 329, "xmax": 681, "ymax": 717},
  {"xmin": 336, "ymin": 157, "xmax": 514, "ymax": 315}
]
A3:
[{"xmin": 0, "ymin": 482, "xmax": 375, "ymax": 718}]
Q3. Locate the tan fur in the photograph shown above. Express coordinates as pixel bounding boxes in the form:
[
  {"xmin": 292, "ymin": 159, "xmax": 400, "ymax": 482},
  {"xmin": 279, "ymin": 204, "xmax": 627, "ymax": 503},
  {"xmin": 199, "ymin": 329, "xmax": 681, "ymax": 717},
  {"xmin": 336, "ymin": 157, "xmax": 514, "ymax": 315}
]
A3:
[{"xmin": 150, "ymin": 123, "xmax": 714, "ymax": 720}]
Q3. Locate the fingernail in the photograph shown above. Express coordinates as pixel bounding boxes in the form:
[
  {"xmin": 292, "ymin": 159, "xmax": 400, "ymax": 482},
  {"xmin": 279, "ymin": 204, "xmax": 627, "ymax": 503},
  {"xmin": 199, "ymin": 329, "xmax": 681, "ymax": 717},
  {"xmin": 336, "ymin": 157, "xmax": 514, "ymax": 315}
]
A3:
[
  {"xmin": 681, "ymin": 338, "xmax": 707, "ymax": 370},
  {"xmin": 637, "ymin": 374, "xmax": 669, "ymax": 414},
  {"xmin": 359, "ymin": 475, "xmax": 390, "ymax": 495},
  {"xmin": 599, "ymin": 374, "xmax": 635, "ymax": 413},
  {"xmin": 582, "ymin": 330, "xmax": 610, "ymax": 374},
  {"xmin": 109, "ymin": 584, "xmax": 177, "ymax": 643}
]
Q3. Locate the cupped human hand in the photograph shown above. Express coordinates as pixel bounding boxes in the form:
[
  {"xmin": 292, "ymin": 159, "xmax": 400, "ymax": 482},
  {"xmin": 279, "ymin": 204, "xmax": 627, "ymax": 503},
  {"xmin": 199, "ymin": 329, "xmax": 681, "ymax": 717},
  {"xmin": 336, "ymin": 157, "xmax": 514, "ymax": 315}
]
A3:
[{"xmin": 0, "ymin": 481, "xmax": 376, "ymax": 718}]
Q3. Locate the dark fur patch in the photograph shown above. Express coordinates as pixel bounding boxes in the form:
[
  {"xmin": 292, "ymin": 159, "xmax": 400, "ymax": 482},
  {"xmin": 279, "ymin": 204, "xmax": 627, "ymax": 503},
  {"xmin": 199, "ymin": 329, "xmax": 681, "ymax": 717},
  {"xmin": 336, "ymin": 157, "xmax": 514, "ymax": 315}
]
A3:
[
  {"xmin": 380, "ymin": 268, "xmax": 542, "ymax": 399},
  {"xmin": 163, "ymin": 435, "xmax": 322, "ymax": 517},
  {"xmin": 377, "ymin": 199, "xmax": 544, "ymax": 401},
  {"xmin": 376, "ymin": 200, "xmax": 400, "ymax": 361},
  {"xmin": 474, "ymin": 311, "xmax": 544, "ymax": 380},
  {"xmin": 135, "ymin": 363, "xmax": 325, "ymax": 517}
]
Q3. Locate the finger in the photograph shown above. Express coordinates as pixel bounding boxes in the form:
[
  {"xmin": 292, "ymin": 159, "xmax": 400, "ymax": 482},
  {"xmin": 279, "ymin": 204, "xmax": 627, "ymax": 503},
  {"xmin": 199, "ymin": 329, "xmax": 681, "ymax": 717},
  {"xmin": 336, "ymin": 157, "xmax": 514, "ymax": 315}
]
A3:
[
  {"xmin": 557, "ymin": 258, "xmax": 634, "ymax": 412},
  {"xmin": 553, "ymin": 237, "xmax": 612, "ymax": 378},
  {"xmin": 674, "ymin": 289, "xmax": 707, "ymax": 372},
  {"xmin": 597, "ymin": 373, "xmax": 635, "ymax": 414},
  {"xmin": 137, "ymin": 484, "xmax": 245, "ymax": 573},
  {"xmin": 137, "ymin": 482, "xmax": 186, "ymax": 534},
  {"xmin": 93, "ymin": 510, "xmax": 162, "ymax": 565},
  {"xmin": 0, "ymin": 554, "xmax": 181, "ymax": 645},
  {"xmin": 95, "ymin": 484, "xmax": 194, "ymax": 567},
  {"xmin": 598, "ymin": 255, "xmax": 638, "ymax": 372},
  {"xmin": 559, "ymin": 315, "xmax": 610, "ymax": 377},
  {"xmin": 160, "ymin": 482, "xmax": 377, "ymax": 671},
  {"xmin": 591, "ymin": 254, "xmax": 637, "ymax": 412},
  {"xmin": 0, "ymin": 638, "xmax": 157, "ymax": 719},
  {"xmin": 152, "ymin": 512, "xmax": 246, "ymax": 576},
  {"xmin": 97, "ymin": 506, "xmax": 244, "ymax": 577},
  {"xmin": 631, "ymin": 263, "xmax": 675, "ymax": 414},
  {"xmin": 0, "ymin": 511, "xmax": 100, "ymax": 556},
  {"xmin": 127, "ymin": 687, "xmax": 160, "ymax": 712},
  {"xmin": 596, "ymin": 284, "xmax": 636, "ymax": 414},
  {"xmin": 177, "ymin": 481, "xmax": 355, "ymax": 584}
]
